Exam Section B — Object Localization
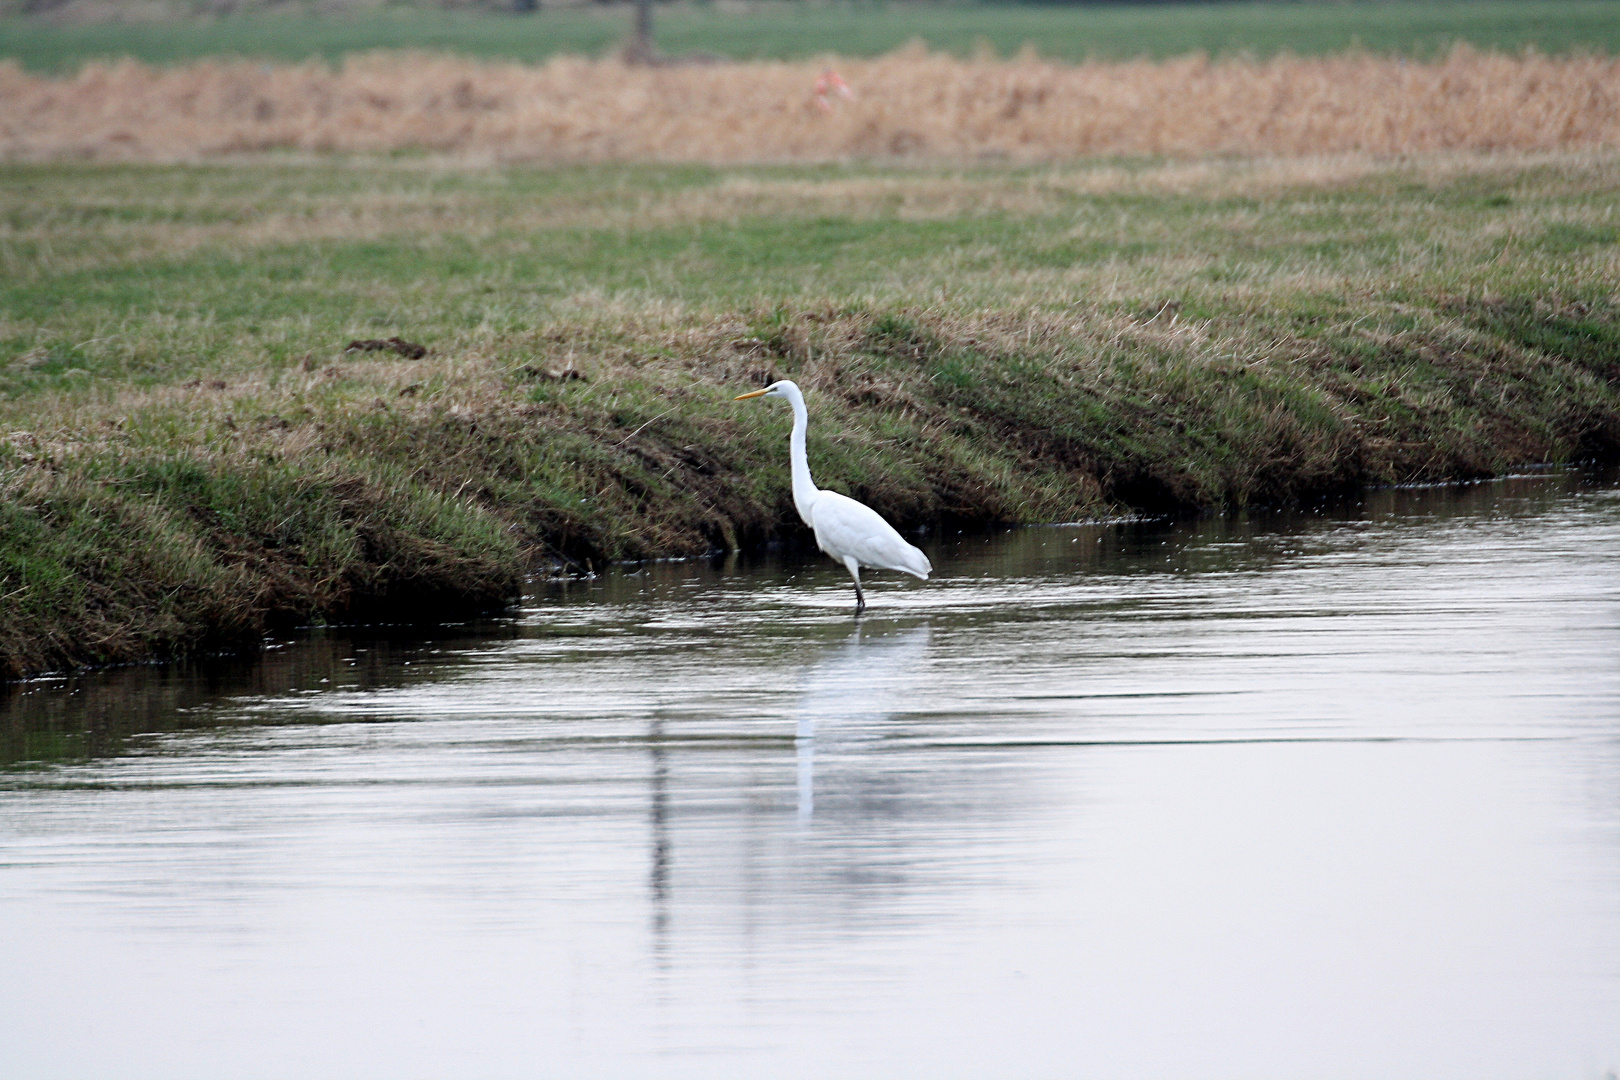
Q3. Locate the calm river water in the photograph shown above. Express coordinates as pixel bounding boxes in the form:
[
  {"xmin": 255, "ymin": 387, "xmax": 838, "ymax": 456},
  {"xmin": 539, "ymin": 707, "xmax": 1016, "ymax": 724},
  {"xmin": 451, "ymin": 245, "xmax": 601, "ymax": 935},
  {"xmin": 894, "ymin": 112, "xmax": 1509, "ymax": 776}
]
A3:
[{"xmin": 3, "ymin": 472, "xmax": 1619, "ymax": 1079}]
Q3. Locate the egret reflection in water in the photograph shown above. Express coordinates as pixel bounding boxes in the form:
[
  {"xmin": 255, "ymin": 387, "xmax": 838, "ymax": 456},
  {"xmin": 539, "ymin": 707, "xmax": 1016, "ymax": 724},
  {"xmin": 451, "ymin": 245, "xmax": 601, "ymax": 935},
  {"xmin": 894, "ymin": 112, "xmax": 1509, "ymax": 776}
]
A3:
[{"xmin": 794, "ymin": 625, "xmax": 933, "ymax": 823}]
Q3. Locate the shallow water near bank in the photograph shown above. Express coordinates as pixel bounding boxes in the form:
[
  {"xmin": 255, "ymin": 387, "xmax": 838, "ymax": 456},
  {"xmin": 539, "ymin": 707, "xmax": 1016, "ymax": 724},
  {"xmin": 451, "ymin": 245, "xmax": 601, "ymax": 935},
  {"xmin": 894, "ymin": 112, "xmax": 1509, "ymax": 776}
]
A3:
[{"xmin": 3, "ymin": 472, "xmax": 1619, "ymax": 1079}]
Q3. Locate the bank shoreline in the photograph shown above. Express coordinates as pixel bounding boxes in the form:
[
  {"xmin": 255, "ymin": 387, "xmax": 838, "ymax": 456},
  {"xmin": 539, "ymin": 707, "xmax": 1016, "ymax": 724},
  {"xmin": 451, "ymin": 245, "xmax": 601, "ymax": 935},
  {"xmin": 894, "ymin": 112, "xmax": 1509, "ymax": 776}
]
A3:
[{"xmin": 5, "ymin": 300, "xmax": 1618, "ymax": 682}]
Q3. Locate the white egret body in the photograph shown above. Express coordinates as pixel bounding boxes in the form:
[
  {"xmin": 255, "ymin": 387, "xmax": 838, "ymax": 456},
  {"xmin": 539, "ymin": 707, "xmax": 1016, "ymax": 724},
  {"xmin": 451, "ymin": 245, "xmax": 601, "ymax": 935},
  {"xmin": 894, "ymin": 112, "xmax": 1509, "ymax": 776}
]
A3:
[{"xmin": 735, "ymin": 380, "xmax": 931, "ymax": 612}]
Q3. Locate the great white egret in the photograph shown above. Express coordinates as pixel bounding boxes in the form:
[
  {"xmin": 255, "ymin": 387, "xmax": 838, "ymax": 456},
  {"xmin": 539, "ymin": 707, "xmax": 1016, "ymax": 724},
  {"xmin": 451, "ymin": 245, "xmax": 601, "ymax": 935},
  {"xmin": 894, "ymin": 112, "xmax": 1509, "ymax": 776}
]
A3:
[{"xmin": 735, "ymin": 380, "xmax": 931, "ymax": 612}]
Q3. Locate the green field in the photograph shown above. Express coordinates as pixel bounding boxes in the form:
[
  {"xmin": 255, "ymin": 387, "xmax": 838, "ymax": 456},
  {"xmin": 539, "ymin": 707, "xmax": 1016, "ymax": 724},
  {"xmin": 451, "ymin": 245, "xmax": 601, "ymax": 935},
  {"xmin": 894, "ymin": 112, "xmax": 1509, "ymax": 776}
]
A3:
[
  {"xmin": 3, "ymin": 154, "xmax": 1619, "ymax": 677},
  {"xmin": 4, "ymin": 0, "xmax": 1620, "ymax": 73}
]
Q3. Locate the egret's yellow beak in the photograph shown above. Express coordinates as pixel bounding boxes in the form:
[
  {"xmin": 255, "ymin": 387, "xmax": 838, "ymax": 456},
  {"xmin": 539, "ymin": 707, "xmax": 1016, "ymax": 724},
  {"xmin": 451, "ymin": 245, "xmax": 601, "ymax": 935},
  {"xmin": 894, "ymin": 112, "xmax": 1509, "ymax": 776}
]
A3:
[{"xmin": 734, "ymin": 389, "xmax": 768, "ymax": 400}]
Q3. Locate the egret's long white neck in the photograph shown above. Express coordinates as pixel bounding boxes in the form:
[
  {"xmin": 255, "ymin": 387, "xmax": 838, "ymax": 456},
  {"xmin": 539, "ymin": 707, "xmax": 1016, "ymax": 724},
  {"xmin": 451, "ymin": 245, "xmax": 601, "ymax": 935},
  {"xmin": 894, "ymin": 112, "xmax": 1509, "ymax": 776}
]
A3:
[{"xmin": 782, "ymin": 383, "xmax": 819, "ymax": 526}]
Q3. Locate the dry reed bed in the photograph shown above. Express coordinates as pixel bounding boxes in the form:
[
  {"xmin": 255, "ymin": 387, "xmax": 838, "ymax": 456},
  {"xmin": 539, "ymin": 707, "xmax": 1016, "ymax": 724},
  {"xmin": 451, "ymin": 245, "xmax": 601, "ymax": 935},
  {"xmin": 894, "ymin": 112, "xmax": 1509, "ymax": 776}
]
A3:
[{"xmin": 3, "ymin": 45, "xmax": 1619, "ymax": 161}]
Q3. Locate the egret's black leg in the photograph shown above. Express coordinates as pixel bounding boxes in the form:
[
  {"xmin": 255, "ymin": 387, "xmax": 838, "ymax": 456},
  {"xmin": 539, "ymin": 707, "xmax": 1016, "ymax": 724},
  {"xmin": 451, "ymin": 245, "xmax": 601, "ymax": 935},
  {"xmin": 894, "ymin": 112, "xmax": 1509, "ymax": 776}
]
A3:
[
  {"xmin": 845, "ymin": 556, "xmax": 865, "ymax": 615},
  {"xmin": 854, "ymin": 578, "xmax": 865, "ymax": 614}
]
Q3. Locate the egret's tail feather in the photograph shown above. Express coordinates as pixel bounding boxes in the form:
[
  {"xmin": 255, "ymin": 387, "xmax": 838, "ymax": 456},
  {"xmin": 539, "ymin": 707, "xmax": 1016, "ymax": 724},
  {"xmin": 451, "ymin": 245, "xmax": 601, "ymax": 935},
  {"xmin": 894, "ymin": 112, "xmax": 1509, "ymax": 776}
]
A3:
[{"xmin": 899, "ymin": 545, "xmax": 933, "ymax": 580}]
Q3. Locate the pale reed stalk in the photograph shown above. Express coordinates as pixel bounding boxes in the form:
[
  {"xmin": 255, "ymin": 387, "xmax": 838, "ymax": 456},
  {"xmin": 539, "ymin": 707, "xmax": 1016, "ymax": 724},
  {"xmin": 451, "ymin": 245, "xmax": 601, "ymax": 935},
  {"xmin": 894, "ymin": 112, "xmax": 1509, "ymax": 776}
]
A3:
[{"xmin": 3, "ymin": 44, "xmax": 1618, "ymax": 161}]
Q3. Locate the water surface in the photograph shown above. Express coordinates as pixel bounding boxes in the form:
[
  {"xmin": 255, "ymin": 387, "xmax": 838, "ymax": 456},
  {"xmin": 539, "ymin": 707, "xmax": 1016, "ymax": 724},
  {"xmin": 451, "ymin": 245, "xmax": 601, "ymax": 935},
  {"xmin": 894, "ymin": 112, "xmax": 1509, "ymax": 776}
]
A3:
[{"xmin": 4, "ymin": 473, "xmax": 1619, "ymax": 1079}]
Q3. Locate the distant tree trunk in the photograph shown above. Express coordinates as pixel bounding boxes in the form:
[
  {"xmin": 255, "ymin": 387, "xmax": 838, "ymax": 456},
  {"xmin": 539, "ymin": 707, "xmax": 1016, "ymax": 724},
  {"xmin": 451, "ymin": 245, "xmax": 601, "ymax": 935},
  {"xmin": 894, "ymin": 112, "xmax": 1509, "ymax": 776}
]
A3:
[
  {"xmin": 633, "ymin": 0, "xmax": 653, "ymax": 53},
  {"xmin": 625, "ymin": 0, "xmax": 655, "ymax": 65}
]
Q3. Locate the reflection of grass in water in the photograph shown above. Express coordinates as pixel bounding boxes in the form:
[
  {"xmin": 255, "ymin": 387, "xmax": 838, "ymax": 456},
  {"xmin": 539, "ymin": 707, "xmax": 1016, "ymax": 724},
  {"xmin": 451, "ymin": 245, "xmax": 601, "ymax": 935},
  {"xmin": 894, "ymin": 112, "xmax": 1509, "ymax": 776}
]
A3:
[
  {"xmin": 2, "ymin": 153, "xmax": 1619, "ymax": 677},
  {"xmin": 5, "ymin": 1, "xmax": 1620, "ymax": 73},
  {"xmin": 0, "ymin": 726, "xmax": 88, "ymax": 771},
  {"xmin": 0, "ymin": 628, "xmax": 518, "ymax": 769}
]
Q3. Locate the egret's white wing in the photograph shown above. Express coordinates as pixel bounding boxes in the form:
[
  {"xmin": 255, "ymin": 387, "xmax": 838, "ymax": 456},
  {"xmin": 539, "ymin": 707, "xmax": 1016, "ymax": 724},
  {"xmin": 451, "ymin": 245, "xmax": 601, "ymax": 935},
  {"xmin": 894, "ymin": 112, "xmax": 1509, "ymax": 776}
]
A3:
[{"xmin": 809, "ymin": 490, "xmax": 932, "ymax": 579}]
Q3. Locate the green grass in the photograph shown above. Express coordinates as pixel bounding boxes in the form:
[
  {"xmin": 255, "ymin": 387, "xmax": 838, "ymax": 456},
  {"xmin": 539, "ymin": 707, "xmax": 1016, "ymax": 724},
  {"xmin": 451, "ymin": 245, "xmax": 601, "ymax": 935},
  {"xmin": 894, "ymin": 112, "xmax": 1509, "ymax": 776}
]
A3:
[
  {"xmin": 2, "ymin": 153, "xmax": 1619, "ymax": 677},
  {"xmin": 4, "ymin": 0, "xmax": 1620, "ymax": 73}
]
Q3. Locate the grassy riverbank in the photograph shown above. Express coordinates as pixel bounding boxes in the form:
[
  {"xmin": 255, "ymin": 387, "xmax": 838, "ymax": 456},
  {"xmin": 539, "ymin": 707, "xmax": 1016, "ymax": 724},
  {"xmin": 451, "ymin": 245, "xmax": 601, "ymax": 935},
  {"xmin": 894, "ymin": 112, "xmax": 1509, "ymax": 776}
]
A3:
[
  {"xmin": 4, "ymin": 152, "xmax": 1620, "ymax": 677},
  {"xmin": 6, "ymin": 0, "xmax": 1620, "ymax": 74}
]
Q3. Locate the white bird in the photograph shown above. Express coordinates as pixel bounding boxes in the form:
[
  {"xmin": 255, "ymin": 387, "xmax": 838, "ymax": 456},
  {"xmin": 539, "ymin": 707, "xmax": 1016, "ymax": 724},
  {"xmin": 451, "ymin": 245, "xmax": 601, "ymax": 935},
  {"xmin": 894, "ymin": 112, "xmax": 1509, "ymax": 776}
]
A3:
[{"xmin": 735, "ymin": 380, "xmax": 932, "ymax": 613}]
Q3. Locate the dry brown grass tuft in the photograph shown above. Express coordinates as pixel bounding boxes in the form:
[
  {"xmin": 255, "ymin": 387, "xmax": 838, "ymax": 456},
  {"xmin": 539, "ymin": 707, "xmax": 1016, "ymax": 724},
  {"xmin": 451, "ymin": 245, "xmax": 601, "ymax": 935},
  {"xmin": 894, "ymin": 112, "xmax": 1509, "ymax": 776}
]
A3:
[{"xmin": 4, "ymin": 45, "xmax": 1620, "ymax": 161}]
